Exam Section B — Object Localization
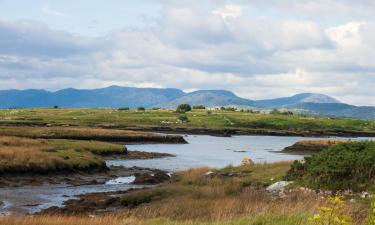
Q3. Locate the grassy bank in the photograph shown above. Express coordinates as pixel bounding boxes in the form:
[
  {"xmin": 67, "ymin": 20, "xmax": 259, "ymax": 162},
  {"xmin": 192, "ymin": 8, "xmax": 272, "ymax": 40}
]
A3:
[
  {"xmin": 40, "ymin": 162, "xmax": 368, "ymax": 224},
  {"xmin": 0, "ymin": 136, "xmax": 127, "ymax": 174},
  {"xmin": 0, "ymin": 126, "xmax": 186, "ymax": 143},
  {"xmin": 2, "ymin": 161, "xmax": 370, "ymax": 224},
  {"xmin": 117, "ymin": 163, "xmax": 326, "ymax": 221},
  {"xmin": 0, "ymin": 108, "xmax": 374, "ymax": 136}
]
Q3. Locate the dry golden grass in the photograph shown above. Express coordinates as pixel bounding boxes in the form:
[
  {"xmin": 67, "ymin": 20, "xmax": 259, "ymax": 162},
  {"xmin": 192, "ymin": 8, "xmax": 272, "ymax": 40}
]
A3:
[
  {"xmin": 0, "ymin": 136, "xmax": 115, "ymax": 174},
  {"xmin": 117, "ymin": 163, "xmax": 367, "ymax": 223},
  {"xmin": 0, "ymin": 215, "xmax": 141, "ymax": 225},
  {"xmin": 0, "ymin": 126, "xmax": 185, "ymax": 143},
  {"xmin": 294, "ymin": 139, "xmax": 350, "ymax": 146},
  {"xmin": 0, "ymin": 137, "xmax": 66, "ymax": 173},
  {"xmin": 0, "ymin": 163, "xmax": 369, "ymax": 225}
]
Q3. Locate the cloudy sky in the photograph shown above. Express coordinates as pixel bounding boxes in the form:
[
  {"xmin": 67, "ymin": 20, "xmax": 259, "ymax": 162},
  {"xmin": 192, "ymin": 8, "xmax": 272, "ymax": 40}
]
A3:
[{"xmin": 1, "ymin": 0, "xmax": 375, "ymax": 105}]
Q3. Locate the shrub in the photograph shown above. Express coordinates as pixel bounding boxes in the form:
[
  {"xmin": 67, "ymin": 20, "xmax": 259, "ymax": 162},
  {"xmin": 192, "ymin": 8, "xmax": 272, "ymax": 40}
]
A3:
[
  {"xmin": 309, "ymin": 196, "xmax": 352, "ymax": 225},
  {"xmin": 193, "ymin": 105, "xmax": 205, "ymax": 110},
  {"xmin": 137, "ymin": 107, "xmax": 145, "ymax": 111},
  {"xmin": 176, "ymin": 104, "xmax": 192, "ymax": 113},
  {"xmin": 178, "ymin": 114, "xmax": 189, "ymax": 123},
  {"xmin": 118, "ymin": 107, "xmax": 130, "ymax": 111},
  {"xmin": 220, "ymin": 107, "xmax": 236, "ymax": 111},
  {"xmin": 286, "ymin": 141, "xmax": 375, "ymax": 191}
]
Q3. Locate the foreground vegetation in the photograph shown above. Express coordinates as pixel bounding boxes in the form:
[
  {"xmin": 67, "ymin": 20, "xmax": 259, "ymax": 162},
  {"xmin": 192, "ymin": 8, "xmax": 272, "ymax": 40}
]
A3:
[
  {"xmin": 287, "ymin": 141, "xmax": 375, "ymax": 191},
  {"xmin": 0, "ymin": 136, "xmax": 126, "ymax": 174},
  {"xmin": 0, "ymin": 214, "xmax": 309, "ymax": 225},
  {"xmin": 1, "ymin": 108, "xmax": 375, "ymax": 136},
  {"xmin": 0, "ymin": 161, "xmax": 371, "ymax": 224}
]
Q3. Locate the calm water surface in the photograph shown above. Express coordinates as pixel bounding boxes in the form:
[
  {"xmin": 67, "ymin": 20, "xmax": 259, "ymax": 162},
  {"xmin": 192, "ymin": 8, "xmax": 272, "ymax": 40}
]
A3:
[{"xmin": 108, "ymin": 135, "xmax": 366, "ymax": 171}]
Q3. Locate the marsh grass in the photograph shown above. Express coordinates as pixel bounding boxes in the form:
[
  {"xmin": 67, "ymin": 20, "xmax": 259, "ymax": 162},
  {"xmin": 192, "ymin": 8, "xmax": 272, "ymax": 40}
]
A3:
[
  {"xmin": 0, "ymin": 126, "xmax": 185, "ymax": 143},
  {"xmin": 115, "ymin": 162, "xmax": 368, "ymax": 223},
  {"xmin": 0, "ymin": 136, "xmax": 128, "ymax": 174},
  {"xmin": 0, "ymin": 214, "xmax": 309, "ymax": 225}
]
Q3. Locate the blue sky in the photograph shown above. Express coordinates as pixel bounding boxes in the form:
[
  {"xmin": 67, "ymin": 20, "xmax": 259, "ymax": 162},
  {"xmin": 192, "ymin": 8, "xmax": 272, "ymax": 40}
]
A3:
[
  {"xmin": 1, "ymin": 0, "xmax": 375, "ymax": 105},
  {"xmin": 0, "ymin": 0, "xmax": 162, "ymax": 36}
]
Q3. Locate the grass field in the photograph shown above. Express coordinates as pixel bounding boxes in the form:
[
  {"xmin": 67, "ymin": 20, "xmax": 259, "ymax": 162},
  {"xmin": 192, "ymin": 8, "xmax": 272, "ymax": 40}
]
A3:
[
  {"xmin": 0, "ymin": 108, "xmax": 374, "ymax": 135},
  {"xmin": 0, "ymin": 136, "xmax": 127, "ymax": 174}
]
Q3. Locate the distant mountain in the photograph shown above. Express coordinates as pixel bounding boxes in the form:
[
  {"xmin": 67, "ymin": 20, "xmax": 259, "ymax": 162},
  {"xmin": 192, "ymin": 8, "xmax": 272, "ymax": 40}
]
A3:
[
  {"xmin": 287, "ymin": 102, "xmax": 375, "ymax": 120},
  {"xmin": 1, "ymin": 86, "xmax": 375, "ymax": 120},
  {"xmin": 159, "ymin": 90, "xmax": 256, "ymax": 108},
  {"xmin": 255, "ymin": 93, "xmax": 341, "ymax": 107},
  {"xmin": 0, "ymin": 86, "xmax": 185, "ymax": 108}
]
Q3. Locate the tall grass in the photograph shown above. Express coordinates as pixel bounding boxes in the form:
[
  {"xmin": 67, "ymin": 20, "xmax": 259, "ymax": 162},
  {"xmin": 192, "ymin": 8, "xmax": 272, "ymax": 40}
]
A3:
[
  {"xmin": 0, "ymin": 216, "xmax": 140, "ymax": 225},
  {"xmin": 0, "ymin": 214, "xmax": 308, "ymax": 225},
  {"xmin": 0, "ymin": 126, "xmax": 185, "ymax": 143},
  {"xmin": 0, "ymin": 136, "xmax": 123, "ymax": 174}
]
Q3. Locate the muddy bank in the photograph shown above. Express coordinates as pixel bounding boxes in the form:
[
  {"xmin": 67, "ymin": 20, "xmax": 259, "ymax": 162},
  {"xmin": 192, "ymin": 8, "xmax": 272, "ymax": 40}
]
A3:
[
  {"xmin": 0, "ymin": 151, "xmax": 174, "ymax": 188},
  {"xmin": 0, "ymin": 166, "xmax": 157, "ymax": 188},
  {"xmin": 99, "ymin": 125, "xmax": 375, "ymax": 138},
  {"xmin": 39, "ymin": 189, "xmax": 137, "ymax": 215},
  {"xmin": 282, "ymin": 139, "xmax": 350, "ymax": 154},
  {"xmin": 1, "ymin": 121, "xmax": 375, "ymax": 138},
  {"xmin": 103, "ymin": 150, "xmax": 173, "ymax": 160}
]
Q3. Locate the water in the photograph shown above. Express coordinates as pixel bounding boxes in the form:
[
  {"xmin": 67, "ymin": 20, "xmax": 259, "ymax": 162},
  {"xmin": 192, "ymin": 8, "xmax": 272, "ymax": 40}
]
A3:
[
  {"xmin": 0, "ymin": 134, "xmax": 370, "ymax": 215},
  {"xmin": 0, "ymin": 183, "xmax": 144, "ymax": 215},
  {"xmin": 107, "ymin": 135, "xmax": 366, "ymax": 172}
]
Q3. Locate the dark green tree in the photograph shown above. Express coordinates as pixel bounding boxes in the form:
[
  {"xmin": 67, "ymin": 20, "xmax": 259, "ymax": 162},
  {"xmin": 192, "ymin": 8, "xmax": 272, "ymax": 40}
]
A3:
[{"xmin": 176, "ymin": 104, "xmax": 192, "ymax": 113}]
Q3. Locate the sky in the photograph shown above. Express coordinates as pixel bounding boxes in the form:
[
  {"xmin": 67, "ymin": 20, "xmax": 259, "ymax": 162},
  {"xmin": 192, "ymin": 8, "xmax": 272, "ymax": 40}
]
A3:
[{"xmin": 1, "ymin": 0, "xmax": 375, "ymax": 105}]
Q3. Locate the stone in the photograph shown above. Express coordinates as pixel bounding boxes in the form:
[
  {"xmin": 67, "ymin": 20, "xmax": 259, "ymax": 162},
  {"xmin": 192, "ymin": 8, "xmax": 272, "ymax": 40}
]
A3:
[{"xmin": 266, "ymin": 181, "xmax": 293, "ymax": 192}]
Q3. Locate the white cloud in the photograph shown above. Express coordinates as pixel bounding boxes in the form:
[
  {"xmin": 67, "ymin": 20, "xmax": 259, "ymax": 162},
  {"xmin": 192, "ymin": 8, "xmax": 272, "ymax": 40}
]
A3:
[
  {"xmin": 212, "ymin": 4, "xmax": 243, "ymax": 19},
  {"xmin": 1, "ymin": 1, "xmax": 375, "ymax": 105}
]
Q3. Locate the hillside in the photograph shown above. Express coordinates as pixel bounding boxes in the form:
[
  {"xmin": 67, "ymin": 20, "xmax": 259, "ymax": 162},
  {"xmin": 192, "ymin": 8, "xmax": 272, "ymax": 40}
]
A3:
[{"xmin": 1, "ymin": 86, "xmax": 375, "ymax": 120}]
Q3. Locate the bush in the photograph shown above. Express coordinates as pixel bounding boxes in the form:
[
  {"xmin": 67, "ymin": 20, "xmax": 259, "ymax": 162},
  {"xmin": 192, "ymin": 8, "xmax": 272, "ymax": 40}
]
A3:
[
  {"xmin": 176, "ymin": 104, "xmax": 191, "ymax": 113},
  {"xmin": 286, "ymin": 141, "xmax": 375, "ymax": 191},
  {"xmin": 178, "ymin": 114, "xmax": 189, "ymax": 123},
  {"xmin": 118, "ymin": 107, "xmax": 129, "ymax": 111},
  {"xmin": 220, "ymin": 107, "xmax": 236, "ymax": 111},
  {"xmin": 193, "ymin": 105, "xmax": 205, "ymax": 110},
  {"xmin": 137, "ymin": 107, "xmax": 145, "ymax": 111}
]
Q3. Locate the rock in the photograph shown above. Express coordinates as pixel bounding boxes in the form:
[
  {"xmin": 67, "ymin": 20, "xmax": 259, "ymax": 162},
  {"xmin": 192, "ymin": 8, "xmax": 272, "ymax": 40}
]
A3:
[
  {"xmin": 266, "ymin": 181, "xmax": 293, "ymax": 192},
  {"xmin": 205, "ymin": 171, "xmax": 214, "ymax": 176},
  {"xmin": 361, "ymin": 192, "xmax": 370, "ymax": 198},
  {"xmin": 133, "ymin": 171, "xmax": 170, "ymax": 184},
  {"xmin": 278, "ymin": 191, "xmax": 287, "ymax": 198}
]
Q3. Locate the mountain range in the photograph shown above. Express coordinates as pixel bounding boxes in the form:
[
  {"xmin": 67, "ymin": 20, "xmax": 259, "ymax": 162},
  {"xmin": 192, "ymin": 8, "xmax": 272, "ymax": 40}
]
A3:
[{"xmin": 1, "ymin": 86, "xmax": 375, "ymax": 120}]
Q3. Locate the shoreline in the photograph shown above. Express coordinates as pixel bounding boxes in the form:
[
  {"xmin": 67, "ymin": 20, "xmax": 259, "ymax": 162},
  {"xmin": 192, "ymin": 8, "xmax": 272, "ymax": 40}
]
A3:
[
  {"xmin": 1, "ymin": 121, "xmax": 374, "ymax": 138},
  {"xmin": 111, "ymin": 126, "xmax": 375, "ymax": 138},
  {"xmin": 0, "ymin": 151, "xmax": 174, "ymax": 188}
]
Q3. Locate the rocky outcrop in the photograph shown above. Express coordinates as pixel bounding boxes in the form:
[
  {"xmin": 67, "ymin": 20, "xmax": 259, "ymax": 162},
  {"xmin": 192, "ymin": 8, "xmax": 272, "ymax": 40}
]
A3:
[{"xmin": 133, "ymin": 171, "xmax": 170, "ymax": 184}]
